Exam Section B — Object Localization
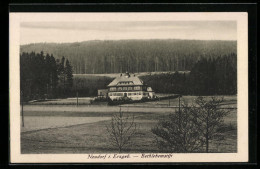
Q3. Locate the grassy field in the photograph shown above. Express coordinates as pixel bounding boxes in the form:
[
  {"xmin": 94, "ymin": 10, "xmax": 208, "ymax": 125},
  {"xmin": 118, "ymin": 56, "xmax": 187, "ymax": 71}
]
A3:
[
  {"xmin": 21, "ymin": 95, "xmax": 237, "ymax": 154},
  {"xmin": 123, "ymin": 95, "xmax": 237, "ymax": 108}
]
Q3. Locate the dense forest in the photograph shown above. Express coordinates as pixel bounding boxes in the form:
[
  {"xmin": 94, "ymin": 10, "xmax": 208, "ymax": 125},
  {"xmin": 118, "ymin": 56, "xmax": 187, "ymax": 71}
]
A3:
[
  {"xmin": 20, "ymin": 52, "xmax": 73, "ymax": 101},
  {"xmin": 73, "ymin": 75, "xmax": 113, "ymax": 97},
  {"xmin": 140, "ymin": 54, "xmax": 237, "ymax": 95},
  {"xmin": 71, "ymin": 53, "xmax": 237, "ymax": 96},
  {"xmin": 20, "ymin": 39, "xmax": 237, "ymax": 74},
  {"xmin": 20, "ymin": 39, "xmax": 237, "ymax": 99}
]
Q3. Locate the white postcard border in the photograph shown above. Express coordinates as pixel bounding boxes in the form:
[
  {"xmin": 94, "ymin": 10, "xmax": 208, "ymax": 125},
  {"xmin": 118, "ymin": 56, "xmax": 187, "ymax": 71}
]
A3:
[{"xmin": 9, "ymin": 12, "xmax": 248, "ymax": 163}]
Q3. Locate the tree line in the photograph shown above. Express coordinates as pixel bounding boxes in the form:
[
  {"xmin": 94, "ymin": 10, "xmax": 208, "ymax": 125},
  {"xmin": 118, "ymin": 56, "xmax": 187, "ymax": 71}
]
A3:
[
  {"xmin": 72, "ymin": 75, "xmax": 113, "ymax": 97},
  {"xmin": 140, "ymin": 53, "xmax": 237, "ymax": 95},
  {"xmin": 70, "ymin": 53, "xmax": 236, "ymax": 97},
  {"xmin": 20, "ymin": 52, "xmax": 73, "ymax": 101},
  {"xmin": 20, "ymin": 39, "xmax": 237, "ymax": 74}
]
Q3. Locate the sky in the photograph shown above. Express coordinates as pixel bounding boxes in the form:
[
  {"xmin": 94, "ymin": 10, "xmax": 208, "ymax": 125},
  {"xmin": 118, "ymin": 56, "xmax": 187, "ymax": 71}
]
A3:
[{"xmin": 20, "ymin": 21, "xmax": 237, "ymax": 45}]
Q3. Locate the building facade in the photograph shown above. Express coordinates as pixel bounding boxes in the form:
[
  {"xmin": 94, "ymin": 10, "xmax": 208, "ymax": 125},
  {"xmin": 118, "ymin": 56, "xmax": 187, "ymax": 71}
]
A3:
[{"xmin": 107, "ymin": 72, "xmax": 154, "ymax": 101}]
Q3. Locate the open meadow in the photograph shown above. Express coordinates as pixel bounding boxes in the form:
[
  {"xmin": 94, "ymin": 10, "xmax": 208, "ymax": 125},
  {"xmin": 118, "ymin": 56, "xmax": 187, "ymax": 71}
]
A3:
[{"xmin": 21, "ymin": 95, "xmax": 237, "ymax": 154}]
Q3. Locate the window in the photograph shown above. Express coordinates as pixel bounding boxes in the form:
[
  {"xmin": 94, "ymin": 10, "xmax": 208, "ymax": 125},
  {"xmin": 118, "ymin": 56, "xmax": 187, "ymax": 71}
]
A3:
[
  {"xmin": 119, "ymin": 81, "xmax": 132, "ymax": 85},
  {"xmin": 123, "ymin": 87, "xmax": 127, "ymax": 91},
  {"xmin": 118, "ymin": 87, "xmax": 122, "ymax": 91},
  {"xmin": 134, "ymin": 86, "xmax": 141, "ymax": 90},
  {"xmin": 110, "ymin": 87, "xmax": 116, "ymax": 91},
  {"xmin": 128, "ymin": 87, "xmax": 132, "ymax": 90}
]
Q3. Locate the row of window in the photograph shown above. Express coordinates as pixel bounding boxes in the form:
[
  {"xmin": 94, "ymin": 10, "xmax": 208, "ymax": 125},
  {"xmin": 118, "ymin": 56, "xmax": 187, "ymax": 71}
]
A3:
[
  {"xmin": 109, "ymin": 93, "xmax": 124, "ymax": 96},
  {"xmin": 109, "ymin": 92, "xmax": 149, "ymax": 96},
  {"xmin": 130, "ymin": 92, "xmax": 148, "ymax": 96},
  {"xmin": 110, "ymin": 86, "xmax": 142, "ymax": 91},
  {"xmin": 118, "ymin": 81, "xmax": 134, "ymax": 85}
]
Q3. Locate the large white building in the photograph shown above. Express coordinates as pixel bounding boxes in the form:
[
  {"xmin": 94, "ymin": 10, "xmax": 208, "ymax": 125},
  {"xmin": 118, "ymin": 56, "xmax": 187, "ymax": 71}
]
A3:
[{"xmin": 107, "ymin": 72, "xmax": 155, "ymax": 101}]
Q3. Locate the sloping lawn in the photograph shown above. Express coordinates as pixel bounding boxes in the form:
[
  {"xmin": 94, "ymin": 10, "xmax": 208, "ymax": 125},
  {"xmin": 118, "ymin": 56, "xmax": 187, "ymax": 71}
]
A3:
[{"xmin": 21, "ymin": 110, "xmax": 236, "ymax": 153}]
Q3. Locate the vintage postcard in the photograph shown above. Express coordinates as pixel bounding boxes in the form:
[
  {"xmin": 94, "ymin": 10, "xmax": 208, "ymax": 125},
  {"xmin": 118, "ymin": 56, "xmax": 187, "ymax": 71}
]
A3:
[{"xmin": 9, "ymin": 12, "xmax": 248, "ymax": 163}]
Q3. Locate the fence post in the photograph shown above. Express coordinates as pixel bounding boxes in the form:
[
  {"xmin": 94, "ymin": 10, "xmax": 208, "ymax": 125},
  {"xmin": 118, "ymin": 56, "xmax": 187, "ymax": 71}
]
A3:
[
  {"xmin": 178, "ymin": 95, "xmax": 182, "ymax": 128},
  {"xmin": 179, "ymin": 95, "xmax": 181, "ymax": 113},
  {"xmin": 21, "ymin": 91, "xmax": 24, "ymax": 127},
  {"xmin": 77, "ymin": 91, "xmax": 79, "ymax": 106}
]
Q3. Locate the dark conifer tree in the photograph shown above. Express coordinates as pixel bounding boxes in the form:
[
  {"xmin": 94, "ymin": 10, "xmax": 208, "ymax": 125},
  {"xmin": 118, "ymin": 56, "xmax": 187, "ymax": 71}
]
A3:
[
  {"xmin": 50, "ymin": 54, "xmax": 58, "ymax": 97},
  {"xmin": 20, "ymin": 52, "xmax": 73, "ymax": 100},
  {"xmin": 65, "ymin": 59, "xmax": 73, "ymax": 91}
]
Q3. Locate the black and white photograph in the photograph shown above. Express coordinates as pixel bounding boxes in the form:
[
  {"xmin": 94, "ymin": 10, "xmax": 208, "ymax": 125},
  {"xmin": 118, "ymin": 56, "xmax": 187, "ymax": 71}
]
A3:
[{"xmin": 9, "ymin": 12, "xmax": 248, "ymax": 163}]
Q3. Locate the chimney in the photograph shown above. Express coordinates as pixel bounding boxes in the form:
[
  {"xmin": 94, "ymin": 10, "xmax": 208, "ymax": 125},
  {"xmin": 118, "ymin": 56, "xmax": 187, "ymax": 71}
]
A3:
[{"xmin": 125, "ymin": 71, "xmax": 130, "ymax": 78}]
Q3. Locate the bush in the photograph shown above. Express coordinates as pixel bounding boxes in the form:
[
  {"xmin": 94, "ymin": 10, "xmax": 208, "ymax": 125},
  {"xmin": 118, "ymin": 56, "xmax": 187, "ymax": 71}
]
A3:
[
  {"xmin": 108, "ymin": 97, "xmax": 132, "ymax": 105},
  {"xmin": 93, "ymin": 97, "xmax": 109, "ymax": 102}
]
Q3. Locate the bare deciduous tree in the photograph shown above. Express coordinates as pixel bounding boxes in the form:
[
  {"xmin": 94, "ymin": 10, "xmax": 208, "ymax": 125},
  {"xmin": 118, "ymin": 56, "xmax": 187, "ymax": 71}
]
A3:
[
  {"xmin": 152, "ymin": 102, "xmax": 203, "ymax": 153},
  {"xmin": 193, "ymin": 96, "xmax": 229, "ymax": 153},
  {"xmin": 152, "ymin": 97, "xmax": 229, "ymax": 153},
  {"xmin": 106, "ymin": 108, "xmax": 137, "ymax": 153}
]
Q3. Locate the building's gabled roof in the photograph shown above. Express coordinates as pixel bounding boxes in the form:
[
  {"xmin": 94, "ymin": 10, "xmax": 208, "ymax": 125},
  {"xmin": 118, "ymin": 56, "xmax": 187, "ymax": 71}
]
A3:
[
  {"xmin": 147, "ymin": 87, "xmax": 153, "ymax": 92},
  {"xmin": 107, "ymin": 73, "xmax": 144, "ymax": 87}
]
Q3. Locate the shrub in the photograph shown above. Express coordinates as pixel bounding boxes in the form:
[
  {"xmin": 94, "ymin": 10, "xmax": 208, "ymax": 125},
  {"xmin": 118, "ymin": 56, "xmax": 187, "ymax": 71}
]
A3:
[{"xmin": 93, "ymin": 97, "xmax": 108, "ymax": 102}]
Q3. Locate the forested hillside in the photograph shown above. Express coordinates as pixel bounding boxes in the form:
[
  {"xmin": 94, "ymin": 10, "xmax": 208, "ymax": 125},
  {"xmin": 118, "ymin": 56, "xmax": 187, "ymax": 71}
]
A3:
[
  {"xmin": 20, "ymin": 39, "xmax": 237, "ymax": 74},
  {"xmin": 72, "ymin": 53, "xmax": 237, "ymax": 96}
]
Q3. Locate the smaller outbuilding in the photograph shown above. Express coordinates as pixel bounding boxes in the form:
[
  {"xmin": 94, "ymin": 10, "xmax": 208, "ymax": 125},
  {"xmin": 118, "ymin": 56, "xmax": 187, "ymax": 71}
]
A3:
[
  {"xmin": 147, "ymin": 87, "xmax": 155, "ymax": 99},
  {"xmin": 97, "ymin": 89, "xmax": 108, "ymax": 98}
]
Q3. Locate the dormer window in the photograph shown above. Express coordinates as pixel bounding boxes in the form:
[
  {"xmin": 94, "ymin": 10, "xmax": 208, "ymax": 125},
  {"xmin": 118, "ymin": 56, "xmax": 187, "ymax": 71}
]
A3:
[{"xmin": 118, "ymin": 81, "xmax": 133, "ymax": 85}]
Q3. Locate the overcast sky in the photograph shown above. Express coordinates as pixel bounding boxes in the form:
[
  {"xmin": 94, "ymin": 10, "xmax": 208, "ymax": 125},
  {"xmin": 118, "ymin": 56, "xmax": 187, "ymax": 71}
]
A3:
[{"xmin": 20, "ymin": 21, "xmax": 237, "ymax": 45}]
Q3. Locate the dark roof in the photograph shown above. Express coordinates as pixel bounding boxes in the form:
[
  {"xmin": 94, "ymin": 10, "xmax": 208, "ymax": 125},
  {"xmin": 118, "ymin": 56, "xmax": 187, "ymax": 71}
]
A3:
[{"xmin": 107, "ymin": 73, "xmax": 144, "ymax": 87}]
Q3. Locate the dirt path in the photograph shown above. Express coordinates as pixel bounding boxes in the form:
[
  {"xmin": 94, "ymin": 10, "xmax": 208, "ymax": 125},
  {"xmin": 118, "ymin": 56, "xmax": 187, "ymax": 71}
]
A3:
[
  {"xmin": 22, "ymin": 105, "xmax": 177, "ymax": 114},
  {"xmin": 21, "ymin": 116, "xmax": 111, "ymax": 133}
]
